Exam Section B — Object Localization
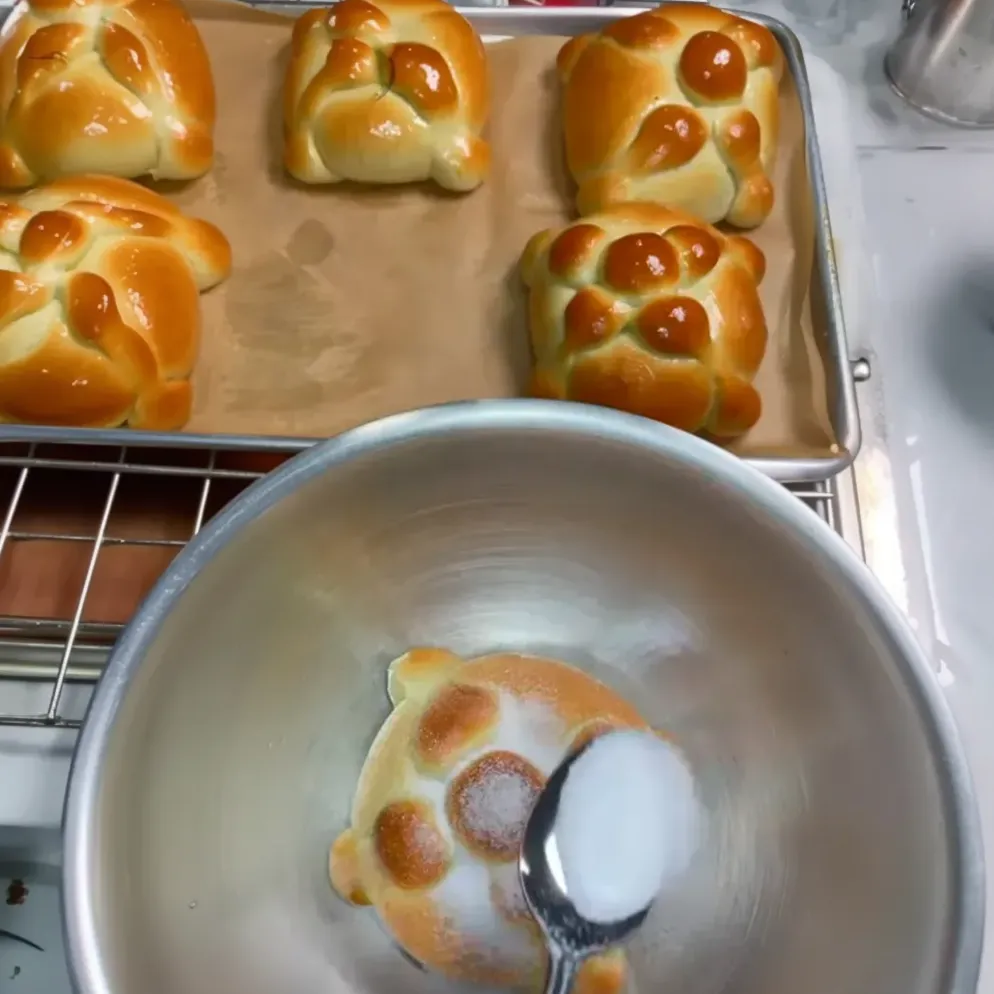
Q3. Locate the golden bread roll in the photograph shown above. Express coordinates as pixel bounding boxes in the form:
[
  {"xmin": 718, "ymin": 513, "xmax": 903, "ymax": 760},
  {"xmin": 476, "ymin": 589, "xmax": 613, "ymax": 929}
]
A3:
[
  {"xmin": 331, "ymin": 647, "xmax": 653, "ymax": 993},
  {"xmin": 0, "ymin": 0, "xmax": 216, "ymax": 188},
  {"xmin": 283, "ymin": 0, "xmax": 490, "ymax": 191},
  {"xmin": 0, "ymin": 175, "xmax": 231, "ymax": 429},
  {"xmin": 558, "ymin": 3, "xmax": 784, "ymax": 228},
  {"xmin": 521, "ymin": 202, "xmax": 768, "ymax": 440}
]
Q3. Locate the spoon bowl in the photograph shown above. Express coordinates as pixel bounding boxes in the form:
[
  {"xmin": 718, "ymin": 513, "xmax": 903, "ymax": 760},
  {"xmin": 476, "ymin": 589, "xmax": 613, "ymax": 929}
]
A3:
[{"xmin": 519, "ymin": 740, "xmax": 654, "ymax": 994}]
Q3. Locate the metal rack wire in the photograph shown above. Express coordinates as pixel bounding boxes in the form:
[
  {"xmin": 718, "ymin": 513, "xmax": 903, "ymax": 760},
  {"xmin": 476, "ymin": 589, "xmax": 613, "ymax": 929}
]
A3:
[{"xmin": 0, "ymin": 444, "xmax": 845, "ymax": 729}]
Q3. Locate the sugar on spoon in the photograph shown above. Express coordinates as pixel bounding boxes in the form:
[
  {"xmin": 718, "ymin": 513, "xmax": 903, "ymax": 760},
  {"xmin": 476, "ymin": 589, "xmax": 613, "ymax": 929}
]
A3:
[{"xmin": 519, "ymin": 729, "xmax": 699, "ymax": 994}]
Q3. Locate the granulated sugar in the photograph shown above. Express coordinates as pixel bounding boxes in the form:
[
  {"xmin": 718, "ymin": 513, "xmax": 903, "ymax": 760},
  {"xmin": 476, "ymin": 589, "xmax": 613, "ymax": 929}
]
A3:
[
  {"xmin": 554, "ymin": 730, "xmax": 699, "ymax": 924},
  {"xmin": 434, "ymin": 857, "xmax": 538, "ymax": 971},
  {"xmin": 460, "ymin": 765, "xmax": 540, "ymax": 852},
  {"xmin": 488, "ymin": 692, "xmax": 567, "ymax": 775}
]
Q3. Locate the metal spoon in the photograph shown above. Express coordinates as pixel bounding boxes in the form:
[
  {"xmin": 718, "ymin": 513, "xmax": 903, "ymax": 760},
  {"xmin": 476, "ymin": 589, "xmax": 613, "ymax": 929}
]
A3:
[{"xmin": 518, "ymin": 741, "xmax": 653, "ymax": 994}]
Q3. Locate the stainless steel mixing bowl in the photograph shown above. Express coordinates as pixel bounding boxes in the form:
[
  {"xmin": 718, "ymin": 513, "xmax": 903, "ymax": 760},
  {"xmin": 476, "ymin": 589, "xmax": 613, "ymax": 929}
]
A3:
[{"xmin": 63, "ymin": 402, "xmax": 984, "ymax": 994}]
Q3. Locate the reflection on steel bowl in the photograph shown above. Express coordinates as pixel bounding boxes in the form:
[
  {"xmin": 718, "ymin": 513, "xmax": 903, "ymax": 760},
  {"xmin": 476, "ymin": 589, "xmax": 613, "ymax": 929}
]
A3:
[{"xmin": 63, "ymin": 401, "xmax": 982, "ymax": 994}]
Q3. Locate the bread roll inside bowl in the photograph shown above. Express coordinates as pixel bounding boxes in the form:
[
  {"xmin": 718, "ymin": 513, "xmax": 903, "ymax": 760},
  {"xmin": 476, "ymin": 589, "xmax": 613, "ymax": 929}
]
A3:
[
  {"xmin": 0, "ymin": 174, "xmax": 230, "ymax": 429},
  {"xmin": 62, "ymin": 403, "xmax": 981, "ymax": 994},
  {"xmin": 330, "ymin": 647, "xmax": 647, "ymax": 992},
  {"xmin": 0, "ymin": 0, "xmax": 216, "ymax": 187}
]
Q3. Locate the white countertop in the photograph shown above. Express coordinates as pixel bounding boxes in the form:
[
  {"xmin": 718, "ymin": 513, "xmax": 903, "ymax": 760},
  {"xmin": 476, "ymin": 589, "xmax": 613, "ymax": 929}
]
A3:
[
  {"xmin": 855, "ymin": 147, "xmax": 994, "ymax": 993},
  {"xmin": 741, "ymin": 2, "xmax": 994, "ymax": 990}
]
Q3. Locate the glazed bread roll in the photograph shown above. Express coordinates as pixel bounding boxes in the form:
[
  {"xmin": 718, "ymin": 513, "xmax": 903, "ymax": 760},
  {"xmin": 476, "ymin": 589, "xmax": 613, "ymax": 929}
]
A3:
[
  {"xmin": 0, "ymin": 175, "xmax": 231, "ymax": 429},
  {"xmin": 0, "ymin": 0, "xmax": 216, "ymax": 188},
  {"xmin": 521, "ymin": 203, "xmax": 768, "ymax": 440},
  {"xmin": 558, "ymin": 3, "xmax": 784, "ymax": 228},
  {"xmin": 283, "ymin": 0, "xmax": 490, "ymax": 191},
  {"xmin": 330, "ymin": 648, "xmax": 654, "ymax": 993}
]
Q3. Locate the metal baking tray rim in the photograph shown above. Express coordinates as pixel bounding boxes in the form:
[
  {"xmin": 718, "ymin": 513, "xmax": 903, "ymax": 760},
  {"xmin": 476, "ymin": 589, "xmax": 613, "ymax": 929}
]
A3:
[{"xmin": 0, "ymin": 3, "xmax": 861, "ymax": 485}]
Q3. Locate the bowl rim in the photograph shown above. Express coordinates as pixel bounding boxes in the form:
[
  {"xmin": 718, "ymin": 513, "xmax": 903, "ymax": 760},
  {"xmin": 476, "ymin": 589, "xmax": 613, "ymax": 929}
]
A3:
[{"xmin": 61, "ymin": 399, "xmax": 985, "ymax": 994}]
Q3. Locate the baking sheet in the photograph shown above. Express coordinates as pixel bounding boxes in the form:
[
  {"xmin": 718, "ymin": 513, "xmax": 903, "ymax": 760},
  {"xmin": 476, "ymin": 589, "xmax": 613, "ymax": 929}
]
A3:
[
  {"xmin": 178, "ymin": 0, "xmax": 833, "ymax": 452},
  {"xmin": 0, "ymin": 2, "xmax": 859, "ymax": 480}
]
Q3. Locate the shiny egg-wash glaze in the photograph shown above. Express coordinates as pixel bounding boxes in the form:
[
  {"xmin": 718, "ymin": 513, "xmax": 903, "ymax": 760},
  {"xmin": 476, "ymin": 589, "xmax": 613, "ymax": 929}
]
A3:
[
  {"xmin": 0, "ymin": 176, "xmax": 230, "ymax": 430},
  {"xmin": 283, "ymin": 0, "xmax": 490, "ymax": 191},
  {"xmin": 0, "ymin": 0, "xmax": 216, "ymax": 186},
  {"xmin": 558, "ymin": 3, "xmax": 783, "ymax": 228},
  {"xmin": 522, "ymin": 203, "xmax": 768, "ymax": 440}
]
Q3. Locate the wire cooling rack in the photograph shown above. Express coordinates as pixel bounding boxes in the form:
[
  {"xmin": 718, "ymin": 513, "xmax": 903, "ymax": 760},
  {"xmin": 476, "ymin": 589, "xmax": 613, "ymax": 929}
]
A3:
[{"xmin": 0, "ymin": 443, "xmax": 845, "ymax": 729}]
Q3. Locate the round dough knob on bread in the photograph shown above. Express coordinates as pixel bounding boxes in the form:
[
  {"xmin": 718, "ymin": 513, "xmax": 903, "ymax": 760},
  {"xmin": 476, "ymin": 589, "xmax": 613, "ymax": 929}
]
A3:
[
  {"xmin": 521, "ymin": 202, "xmax": 768, "ymax": 440},
  {"xmin": 415, "ymin": 682, "xmax": 500, "ymax": 774},
  {"xmin": 0, "ymin": 0, "xmax": 216, "ymax": 187},
  {"xmin": 557, "ymin": 3, "xmax": 784, "ymax": 228},
  {"xmin": 282, "ymin": 0, "xmax": 490, "ymax": 191},
  {"xmin": 446, "ymin": 749, "xmax": 544, "ymax": 863},
  {"xmin": 330, "ymin": 648, "xmax": 653, "ymax": 992},
  {"xmin": 0, "ymin": 174, "xmax": 230, "ymax": 429},
  {"xmin": 373, "ymin": 798, "xmax": 452, "ymax": 889}
]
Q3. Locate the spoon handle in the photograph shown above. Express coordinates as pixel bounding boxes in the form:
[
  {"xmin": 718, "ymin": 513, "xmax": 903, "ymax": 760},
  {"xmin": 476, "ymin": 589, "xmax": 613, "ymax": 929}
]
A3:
[{"xmin": 543, "ymin": 948, "xmax": 581, "ymax": 994}]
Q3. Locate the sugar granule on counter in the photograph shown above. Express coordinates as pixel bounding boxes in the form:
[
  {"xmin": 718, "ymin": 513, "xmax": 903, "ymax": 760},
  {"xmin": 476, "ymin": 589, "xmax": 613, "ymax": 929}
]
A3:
[{"xmin": 554, "ymin": 730, "xmax": 700, "ymax": 925}]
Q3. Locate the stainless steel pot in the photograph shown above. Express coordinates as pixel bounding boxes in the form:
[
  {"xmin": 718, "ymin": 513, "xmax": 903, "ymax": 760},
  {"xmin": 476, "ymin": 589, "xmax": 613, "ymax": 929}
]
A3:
[
  {"xmin": 62, "ymin": 401, "xmax": 984, "ymax": 994},
  {"xmin": 885, "ymin": 0, "xmax": 994, "ymax": 127}
]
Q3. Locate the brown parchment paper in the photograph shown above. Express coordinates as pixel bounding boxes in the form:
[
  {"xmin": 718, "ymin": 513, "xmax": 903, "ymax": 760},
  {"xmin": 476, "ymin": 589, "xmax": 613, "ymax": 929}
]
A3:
[{"xmin": 165, "ymin": 0, "xmax": 834, "ymax": 455}]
